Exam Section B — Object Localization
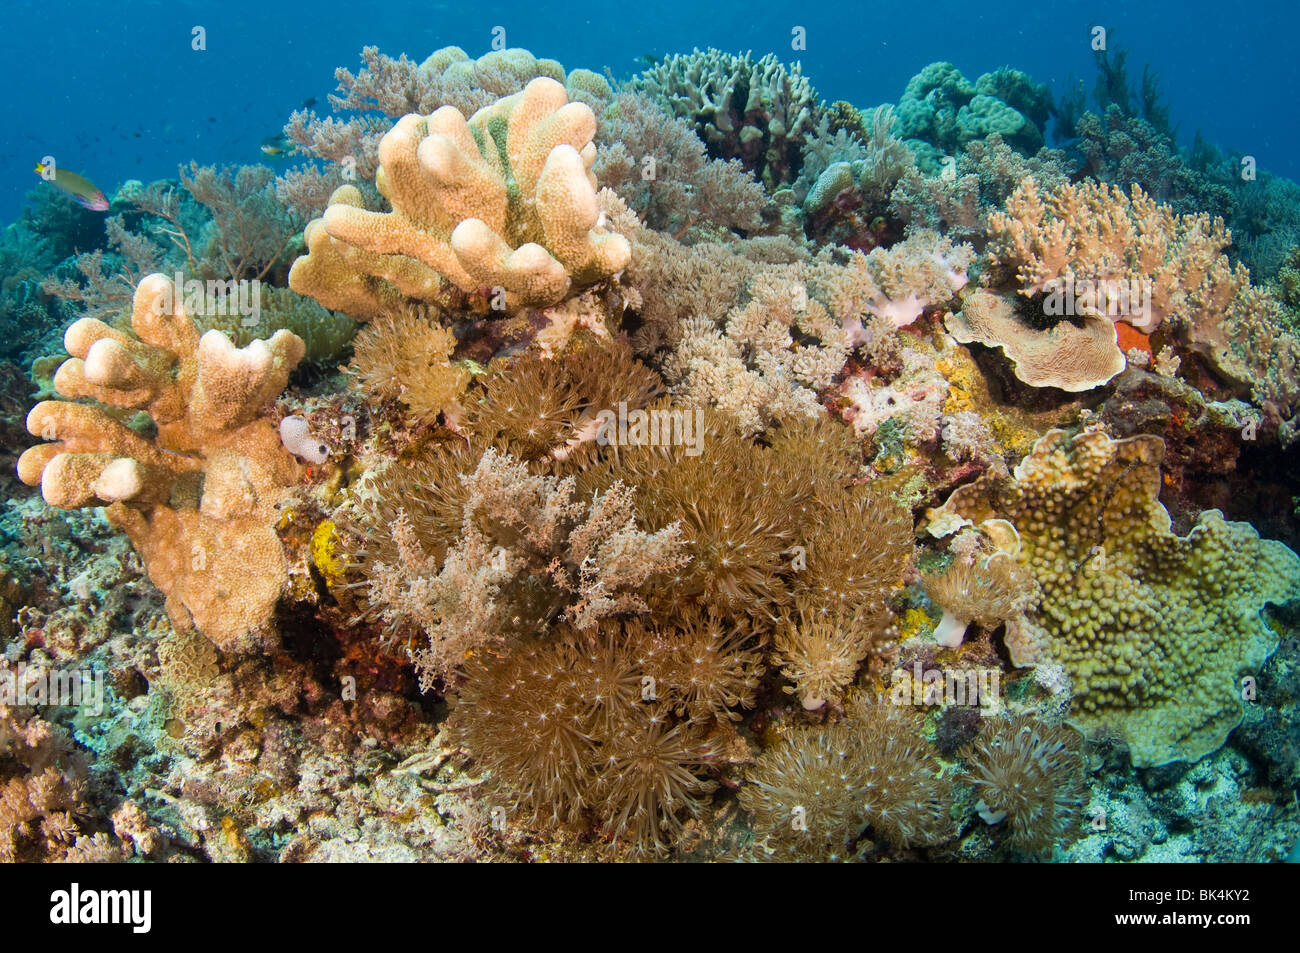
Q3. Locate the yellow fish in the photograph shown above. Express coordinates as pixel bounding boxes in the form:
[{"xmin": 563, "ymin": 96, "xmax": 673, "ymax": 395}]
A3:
[{"xmin": 34, "ymin": 162, "xmax": 108, "ymax": 211}]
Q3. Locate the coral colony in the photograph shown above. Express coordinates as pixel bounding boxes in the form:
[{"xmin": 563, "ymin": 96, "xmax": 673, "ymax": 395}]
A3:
[{"xmin": 2, "ymin": 41, "xmax": 1300, "ymax": 864}]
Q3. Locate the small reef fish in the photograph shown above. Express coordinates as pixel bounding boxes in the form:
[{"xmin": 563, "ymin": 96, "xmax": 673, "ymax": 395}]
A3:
[
  {"xmin": 260, "ymin": 133, "xmax": 298, "ymax": 158},
  {"xmin": 34, "ymin": 162, "xmax": 108, "ymax": 211}
]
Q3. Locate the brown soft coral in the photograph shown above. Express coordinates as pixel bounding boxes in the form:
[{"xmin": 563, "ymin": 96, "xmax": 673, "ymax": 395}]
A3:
[
  {"xmin": 963, "ymin": 714, "xmax": 1087, "ymax": 856},
  {"xmin": 17, "ymin": 274, "xmax": 305, "ymax": 648}
]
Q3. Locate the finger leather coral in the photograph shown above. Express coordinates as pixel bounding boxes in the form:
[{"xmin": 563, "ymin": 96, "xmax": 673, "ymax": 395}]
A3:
[
  {"xmin": 17, "ymin": 274, "xmax": 306, "ymax": 649},
  {"xmin": 289, "ymin": 76, "xmax": 630, "ymax": 317}
]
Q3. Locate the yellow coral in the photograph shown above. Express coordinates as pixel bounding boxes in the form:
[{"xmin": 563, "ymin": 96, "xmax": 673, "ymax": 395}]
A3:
[
  {"xmin": 310, "ymin": 519, "xmax": 347, "ymax": 589},
  {"xmin": 290, "ymin": 77, "xmax": 630, "ymax": 316},
  {"xmin": 17, "ymin": 274, "xmax": 304, "ymax": 648},
  {"xmin": 928, "ymin": 427, "xmax": 1300, "ymax": 766}
]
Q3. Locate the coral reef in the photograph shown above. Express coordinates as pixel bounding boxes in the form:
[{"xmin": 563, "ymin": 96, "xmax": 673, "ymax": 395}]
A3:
[{"xmin": 633, "ymin": 48, "xmax": 824, "ymax": 190}]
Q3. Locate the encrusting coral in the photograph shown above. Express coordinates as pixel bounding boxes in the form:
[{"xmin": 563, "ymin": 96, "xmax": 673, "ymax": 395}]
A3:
[
  {"xmin": 18, "ymin": 274, "xmax": 305, "ymax": 648},
  {"xmin": 289, "ymin": 77, "xmax": 631, "ymax": 317},
  {"xmin": 927, "ymin": 426, "xmax": 1300, "ymax": 766}
]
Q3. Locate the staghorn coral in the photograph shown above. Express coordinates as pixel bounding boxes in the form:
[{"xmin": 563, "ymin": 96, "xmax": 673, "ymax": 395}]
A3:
[
  {"xmin": 349, "ymin": 311, "xmax": 469, "ymax": 425},
  {"xmin": 17, "ymin": 274, "xmax": 304, "ymax": 648},
  {"xmin": 927, "ymin": 427, "xmax": 1300, "ymax": 765},
  {"xmin": 964, "ymin": 714, "xmax": 1087, "ymax": 856},
  {"xmin": 289, "ymin": 78, "xmax": 630, "ymax": 318},
  {"xmin": 740, "ymin": 699, "xmax": 953, "ymax": 860},
  {"xmin": 986, "ymin": 178, "xmax": 1246, "ymax": 336}
]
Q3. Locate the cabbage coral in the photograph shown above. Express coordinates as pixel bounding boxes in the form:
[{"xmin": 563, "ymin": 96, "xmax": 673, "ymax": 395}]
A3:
[{"xmin": 928, "ymin": 426, "xmax": 1300, "ymax": 766}]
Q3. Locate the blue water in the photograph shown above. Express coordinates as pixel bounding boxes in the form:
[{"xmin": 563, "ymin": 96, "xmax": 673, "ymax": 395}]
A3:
[{"xmin": 3, "ymin": 0, "xmax": 1298, "ymax": 222}]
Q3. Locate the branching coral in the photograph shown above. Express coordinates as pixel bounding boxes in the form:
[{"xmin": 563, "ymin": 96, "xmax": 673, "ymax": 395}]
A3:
[
  {"xmin": 664, "ymin": 268, "xmax": 851, "ymax": 436},
  {"xmin": 18, "ymin": 274, "xmax": 305, "ymax": 648},
  {"xmin": 594, "ymin": 91, "xmax": 766, "ymax": 237},
  {"xmin": 369, "ymin": 448, "xmax": 687, "ymax": 686},
  {"xmin": 987, "ymin": 178, "xmax": 1246, "ymax": 335},
  {"xmin": 289, "ymin": 78, "xmax": 630, "ymax": 318},
  {"xmin": 927, "ymin": 427, "xmax": 1300, "ymax": 765},
  {"xmin": 964, "ymin": 714, "xmax": 1086, "ymax": 856},
  {"xmin": 633, "ymin": 48, "xmax": 824, "ymax": 190},
  {"xmin": 0, "ymin": 706, "xmax": 118, "ymax": 862}
]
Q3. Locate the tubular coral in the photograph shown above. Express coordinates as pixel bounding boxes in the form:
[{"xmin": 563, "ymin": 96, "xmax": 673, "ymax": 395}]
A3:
[
  {"xmin": 289, "ymin": 77, "xmax": 631, "ymax": 317},
  {"xmin": 17, "ymin": 274, "xmax": 305, "ymax": 648},
  {"xmin": 349, "ymin": 311, "xmax": 470, "ymax": 424},
  {"xmin": 964, "ymin": 714, "xmax": 1087, "ymax": 856}
]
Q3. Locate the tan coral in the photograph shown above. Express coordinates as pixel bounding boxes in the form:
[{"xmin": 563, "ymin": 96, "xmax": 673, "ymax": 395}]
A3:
[
  {"xmin": 17, "ymin": 274, "xmax": 305, "ymax": 648},
  {"xmin": 987, "ymin": 179, "xmax": 1246, "ymax": 335},
  {"xmin": 290, "ymin": 77, "xmax": 630, "ymax": 316},
  {"xmin": 947, "ymin": 289, "xmax": 1126, "ymax": 392}
]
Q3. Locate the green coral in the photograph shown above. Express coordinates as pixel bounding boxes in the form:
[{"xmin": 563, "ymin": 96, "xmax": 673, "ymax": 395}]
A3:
[{"xmin": 929, "ymin": 427, "xmax": 1300, "ymax": 767}]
